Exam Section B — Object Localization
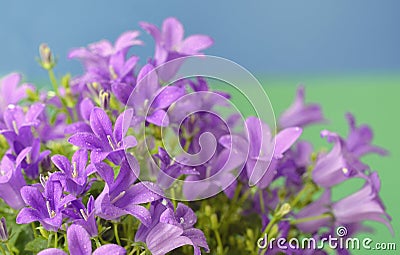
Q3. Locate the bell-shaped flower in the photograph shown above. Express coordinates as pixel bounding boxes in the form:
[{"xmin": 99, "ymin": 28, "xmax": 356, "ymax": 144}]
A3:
[
  {"xmin": 94, "ymin": 157, "xmax": 161, "ymax": 226},
  {"xmin": 51, "ymin": 149, "xmax": 96, "ymax": 196},
  {"xmin": 68, "ymin": 107, "xmax": 137, "ymax": 165},
  {"xmin": 16, "ymin": 179, "xmax": 76, "ymax": 231},
  {"xmin": 279, "ymin": 86, "xmax": 325, "ymax": 129}
]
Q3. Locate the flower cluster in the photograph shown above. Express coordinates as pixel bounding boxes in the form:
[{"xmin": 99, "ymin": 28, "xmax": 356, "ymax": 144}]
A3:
[{"xmin": 0, "ymin": 17, "xmax": 391, "ymax": 255}]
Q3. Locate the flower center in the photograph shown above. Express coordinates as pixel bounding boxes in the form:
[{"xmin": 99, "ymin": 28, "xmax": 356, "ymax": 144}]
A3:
[
  {"xmin": 109, "ymin": 66, "xmax": 118, "ymax": 80},
  {"xmin": 111, "ymin": 190, "xmax": 126, "ymax": 204},
  {"xmin": 46, "ymin": 201, "xmax": 56, "ymax": 218},
  {"xmin": 12, "ymin": 120, "xmax": 19, "ymax": 135},
  {"xmin": 80, "ymin": 209, "xmax": 88, "ymax": 221},
  {"xmin": 72, "ymin": 162, "xmax": 78, "ymax": 178},
  {"xmin": 107, "ymin": 135, "xmax": 116, "ymax": 150}
]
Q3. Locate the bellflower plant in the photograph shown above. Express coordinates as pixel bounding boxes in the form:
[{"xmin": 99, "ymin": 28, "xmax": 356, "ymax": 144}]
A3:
[{"xmin": 0, "ymin": 17, "xmax": 392, "ymax": 255}]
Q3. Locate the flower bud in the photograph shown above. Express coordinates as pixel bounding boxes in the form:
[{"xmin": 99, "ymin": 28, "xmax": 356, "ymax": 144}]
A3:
[
  {"xmin": 276, "ymin": 203, "xmax": 291, "ymax": 218},
  {"xmin": 0, "ymin": 217, "xmax": 8, "ymax": 242},
  {"xmin": 39, "ymin": 43, "xmax": 54, "ymax": 70}
]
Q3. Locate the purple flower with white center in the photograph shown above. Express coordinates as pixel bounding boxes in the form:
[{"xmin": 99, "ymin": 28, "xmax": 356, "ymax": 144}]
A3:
[
  {"xmin": 135, "ymin": 200, "xmax": 209, "ymax": 255},
  {"xmin": 0, "ymin": 103, "xmax": 45, "ymax": 154},
  {"xmin": 279, "ymin": 86, "xmax": 325, "ymax": 129},
  {"xmin": 220, "ymin": 116, "xmax": 302, "ymax": 188},
  {"xmin": 312, "ymin": 130, "xmax": 369, "ymax": 188},
  {"xmin": 0, "ymin": 155, "xmax": 26, "ymax": 209},
  {"xmin": 15, "ymin": 138, "xmax": 50, "ymax": 179},
  {"xmin": 16, "ymin": 179, "xmax": 76, "ymax": 231},
  {"xmin": 65, "ymin": 98, "xmax": 95, "ymax": 134},
  {"xmin": 38, "ymin": 224, "xmax": 126, "ymax": 255},
  {"xmin": 63, "ymin": 196, "xmax": 97, "ymax": 237},
  {"xmin": 51, "ymin": 149, "xmax": 96, "ymax": 196},
  {"xmin": 0, "ymin": 73, "xmax": 34, "ymax": 121},
  {"xmin": 345, "ymin": 113, "xmax": 388, "ymax": 157},
  {"xmin": 129, "ymin": 64, "xmax": 185, "ymax": 127},
  {"xmin": 68, "ymin": 107, "xmax": 137, "ymax": 165},
  {"xmin": 140, "ymin": 17, "xmax": 213, "ymax": 81},
  {"xmin": 94, "ymin": 157, "xmax": 162, "ymax": 226},
  {"xmin": 69, "ymin": 31, "xmax": 142, "ymax": 103},
  {"xmin": 332, "ymin": 172, "xmax": 392, "ymax": 233}
]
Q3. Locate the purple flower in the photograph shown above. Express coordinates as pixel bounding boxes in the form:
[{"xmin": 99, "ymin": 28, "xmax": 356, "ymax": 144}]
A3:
[
  {"xmin": 140, "ymin": 17, "xmax": 213, "ymax": 81},
  {"xmin": 279, "ymin": 86, "xmax": 325, "ymax": 129},
  {"xmin": 69, "ymin": 31, "xmax": 142, "ymax": 103},
  {"xmin": 220, "ymin": 117, "xmax": 302, "ymax": 188},
  {"xmin": 38, "ymin": 224, "xmax": 125, "ymax": 255},
  {"xmin": 63, "ymin": 196, "xmax": 97, "ymax": 237},
  {"xmin": 153, "ymin": 147, "xmax": 198, "ymax": 189},
  {"xmin": 0, "ymin": 73, "xmax": 34, "ymax": 121},
  {"xmin": 16, "ymin": 179, "xmax": 75, "ymax": 231},
  {"xmin": 0, "ymin": 155, "xmax": 26, "ymax": 209},
  {"xmin": 15, "ymin": 138, "xmax": 50, "ymax": 179},
  {"xmin": 312, "ymin": 130, "xmax": 369, "ymax": 188},
  {"xmin": 129, "ymin": 64, "xmax": 185, "ymax": 127},
  {"xmin": 94, "ymin": 157, "xmax": 161, "ymax": 226},
  {"xmin": 68, "ymin": 107, "xmax": 137, "ymax": 165},
  {"xmin": 0, "ymin": 103, "xmax": 45, "ymax": 154},
  {"xmin": 332, "ymin": 172, "xmax": 392, "ymax": 233},
  {"xmin": 135, "ymin": 200, "xmax": 209, "ymax": 255},
  {"xmin": 345, "ymin": 113, "xmax": 388, "ymax": 157},
  {"xmin": 51, "ymin": 149, "xmax": 96, "ymax": 196}
]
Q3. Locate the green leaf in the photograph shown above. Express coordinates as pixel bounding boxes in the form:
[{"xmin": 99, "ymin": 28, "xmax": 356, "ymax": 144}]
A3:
[{"xmin": 25, "ymin": 238, "xmax": 48, "ymax": 253}]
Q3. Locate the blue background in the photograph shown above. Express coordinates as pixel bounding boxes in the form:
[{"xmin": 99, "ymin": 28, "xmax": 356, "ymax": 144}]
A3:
[{"xmin": 1, "ymin": 0, "xmax": 399, "ymax": 78}]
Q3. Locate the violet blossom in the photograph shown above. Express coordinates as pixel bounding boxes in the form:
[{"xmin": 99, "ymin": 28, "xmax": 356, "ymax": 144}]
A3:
[{"xmin": 68, "ymin": 107, "xmax": 137, "ymax": 165}]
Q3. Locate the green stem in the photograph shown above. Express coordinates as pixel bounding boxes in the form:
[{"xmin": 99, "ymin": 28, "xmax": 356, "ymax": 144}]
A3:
[
  {"xmin": 213, "ymin": 229, "xmax": 224, "ymax": 255},
  {"xmin": 54, "ymin": 231, "xmax": 58, "ymax": 248},
  {"xmin": 259, "ymin": 190, "xmax": 266, "ymax": 214},
  {"xmin": 31, "ymin": 223, "xmax": 37, "ymax": 238},
  {"xmin": 6, "ymin": 243, "xmax": 13, "ymax": 255},
  {"xmin": 114, "ymin": 223, "xmax": 122, "ymax": 246},
  {"xmin": 289, "ymin": 213, "xmax": 332, "ymax": 225},
  {"xmin": 48, "ymin": 69, "xmax": 73, "ymax": 122},
  {"xmin": 0, "ymin": 245, "xmax": 6, "ymax": 255}
]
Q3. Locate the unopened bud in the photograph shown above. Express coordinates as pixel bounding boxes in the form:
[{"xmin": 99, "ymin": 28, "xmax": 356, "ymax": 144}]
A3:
[
  {"xmin": 210, "ymin": 213, "xmax": 219, "ymax": 229},
  {"xmin": 0, "ymin": 217, "xmax": 8, "ymax": 241},
  {"xmin": 276, "ymin": 203, "xmax": 291, "ymax": 218},
  {"xmin": 39, "ymin": 43, "xmax": 54, "ymax": 70}
]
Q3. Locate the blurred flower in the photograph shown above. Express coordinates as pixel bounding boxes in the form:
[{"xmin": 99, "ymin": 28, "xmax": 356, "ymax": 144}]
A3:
[
  {"xmin": 0, "ymin": 73, "xmax": 34, "ymax": 122},
  {"xmin": 140, "ymin": 17, "xmax": 213, "ymax": 81},
  {"xmin": 0, "ymin": 217, "xmax": 8, "ymax": 242},
  {"xmin": 68, "ymin": 31, "xmax": 142, "ymax": 103},
  {"xmin": 0, "ymin": 155, "xmax": 26, "ymax": 209},
  {"xmin": 279, "ymin": 86, "xmax": 325, "ymax": 129},
  {"xmin": 332, "ymin": 172, "xmax": 392, "ymax": 233},
  {"xmin": 129, "ymin": 64, "xmax": 185, "ymax": 127}
]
